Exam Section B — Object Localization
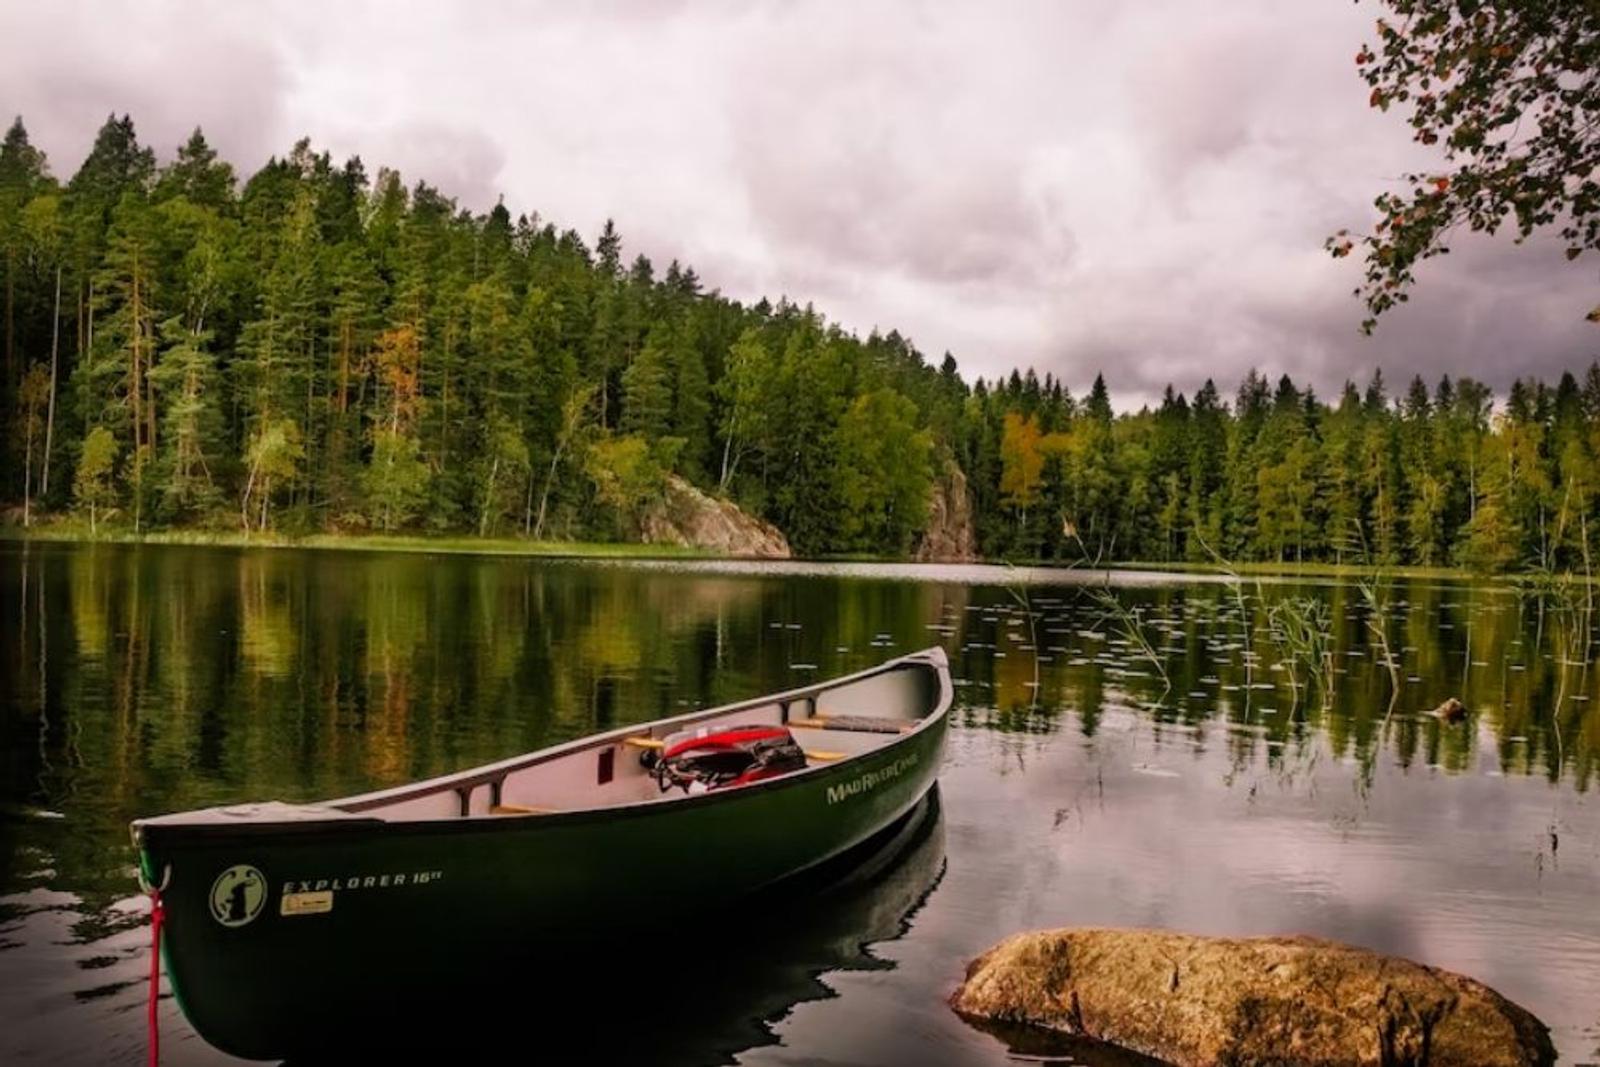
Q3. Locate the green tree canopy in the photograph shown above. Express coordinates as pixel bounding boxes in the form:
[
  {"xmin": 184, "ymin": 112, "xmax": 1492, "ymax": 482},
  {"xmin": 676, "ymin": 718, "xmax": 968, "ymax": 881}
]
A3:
[{"xmin": 1331, "ymin": 1, "xmax": 1600, "ymax": 329}]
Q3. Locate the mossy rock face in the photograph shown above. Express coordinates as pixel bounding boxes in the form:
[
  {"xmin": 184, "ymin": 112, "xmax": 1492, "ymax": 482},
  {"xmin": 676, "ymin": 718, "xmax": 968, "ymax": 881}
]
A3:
[
  {"xmin": 915, "ymin": 459, "xmax": 977, "ymax": 563},
  {"xmin": 950, "ymin": 928, "xmax": 1554, "ymax": 1067},
  {"xmin": 639, "ymin": 476, "xmax": 791, "ymax": 559}
]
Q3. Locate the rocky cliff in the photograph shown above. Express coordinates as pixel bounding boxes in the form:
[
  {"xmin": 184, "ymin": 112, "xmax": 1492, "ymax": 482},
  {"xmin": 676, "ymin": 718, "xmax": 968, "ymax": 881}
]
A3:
[
  {"xmin": 915, "ymin": 459, "xmax": 978, "ymax": 562},
  {"xmin": 640, "ymin": 476, "xmax": 792, "ymax": 558}
]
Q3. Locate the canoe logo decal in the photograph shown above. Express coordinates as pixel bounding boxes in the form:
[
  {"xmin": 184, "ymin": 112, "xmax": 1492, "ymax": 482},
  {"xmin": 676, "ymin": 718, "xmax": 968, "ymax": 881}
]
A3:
[
  {"xmin": 826, "ymin": 751, "xmax": 920, "ymax": 805},
  {"xmin": 209, "ymin": 865, "xmax": 268, "ymax": 927}
]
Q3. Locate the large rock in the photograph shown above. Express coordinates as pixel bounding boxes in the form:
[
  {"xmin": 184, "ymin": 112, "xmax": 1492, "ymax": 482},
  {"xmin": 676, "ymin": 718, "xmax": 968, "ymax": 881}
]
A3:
[
  {"xmin": 950, "ymin": 928, "xmax": 1554, "ymax": 1067},
  {"xmin": 915, "ymin": 459, "xmax": 978, "ymax": 562},
  {"xmin": 639, "ymin": 476, "xmax": 791, "ymax": 559}
]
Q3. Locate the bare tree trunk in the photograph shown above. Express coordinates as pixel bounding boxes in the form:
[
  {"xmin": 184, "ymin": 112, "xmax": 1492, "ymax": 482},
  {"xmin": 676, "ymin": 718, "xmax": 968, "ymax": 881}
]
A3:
[
  {"xmin": 1468, "ymin": 450, "xmax": 1477, "ymax": 522},
  {"xmin": 130, "ymin": 258, "xmax": 144, "ymax": 534},
  {"xmin": 534, "ymin": 445, "xmax": 563, "ymax": 541},
  {"xmin": 478, "ymin": 456, "xmax": 499, "ymax": 537},
  {"xmin": 440, "ymin": 321, "xmax": 452, "ymax": 475},
  {"xmin": 303, "ymin": 340, "xmax": 315, "ymax": 512},
  {"xmin": 42, "ymin": 265, "xmax": 60, "ymax": 498},
  {"xmin": 23, "ymin": 416, "xmax": 34, "ymax": 527},
  {"xmin": 523, "ymin": 463, "xmax": 535, "ymax": 536},
  {"xmin": 84, "ymin": 279, "xmax": 94, "ymax": 437},
  {"xmin": 4, "ymin": 247, "xmax": 13, "ymax": 401},
  {"xmin": 1583, "ymin": 512, "xmax": 1594, "ymax": 615},
  {"xmin": 337, "ymin": 318, "xmax": 350, "ymax": 414},
  {"xmin": 240, "ymin": 458, "xmax": 258, "ymax": 534}
]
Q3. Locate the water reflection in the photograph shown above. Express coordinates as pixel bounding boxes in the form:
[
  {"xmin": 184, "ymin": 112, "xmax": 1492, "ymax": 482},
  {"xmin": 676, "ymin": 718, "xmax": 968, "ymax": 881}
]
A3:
[
  {"xmin": 3, "ymin": 543, "xmax": 1600, "ymax": 1063},
  {"xmin": 279, "ymin": 790, "xmax": 946, "ymax": 1066},
  {"xmin": 5, "ymin": 543, "xmax": 1600, "ymax": 894}
]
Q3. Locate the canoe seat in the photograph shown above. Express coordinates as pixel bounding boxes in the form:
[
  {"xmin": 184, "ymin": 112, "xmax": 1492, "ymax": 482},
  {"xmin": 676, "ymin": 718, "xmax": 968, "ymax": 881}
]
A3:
[
  {"xmin": 490, "ymin": 803, "xmax": 558, "ymax": 815},
  {"xmin": 804, "ymin": 750, "xmax": 847, "ymax": 762},
  {"xmin": 791, "ymin": 715, "xmax": 915, "ymax": 734},
  {"xmin": 624, "ymin": 736, "xmax": 664, "ymax": 750}
]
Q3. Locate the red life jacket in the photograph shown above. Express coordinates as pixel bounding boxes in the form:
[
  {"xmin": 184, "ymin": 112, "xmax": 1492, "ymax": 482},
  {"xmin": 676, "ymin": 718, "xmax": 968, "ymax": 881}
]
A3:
[{"xmin": 648, "ymin": 724, "xmax": 808, "ymax": 792}]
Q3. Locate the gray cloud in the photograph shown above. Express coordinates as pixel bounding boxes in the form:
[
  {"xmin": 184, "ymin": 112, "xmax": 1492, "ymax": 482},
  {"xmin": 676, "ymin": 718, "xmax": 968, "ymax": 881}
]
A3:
[
  {"xmin": 2, "ymin": 0, "xmax": 1594, "ymax": 404},
  {"xmin": 0, "ymin": 2, "xmax": 288, "ymax": 174}
]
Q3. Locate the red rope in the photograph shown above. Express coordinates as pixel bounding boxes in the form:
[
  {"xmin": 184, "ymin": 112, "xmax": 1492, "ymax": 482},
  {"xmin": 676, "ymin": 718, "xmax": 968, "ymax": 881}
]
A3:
[{"xmin": 147, "ymin": 885, "xmax": 164, "ymax": 1067}]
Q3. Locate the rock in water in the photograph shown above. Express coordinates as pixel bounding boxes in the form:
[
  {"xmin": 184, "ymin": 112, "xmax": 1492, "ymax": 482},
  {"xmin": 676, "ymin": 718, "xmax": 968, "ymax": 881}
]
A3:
[
  {"xmin": 950, "ymin": 928, "xmax": 1554, "ymax": 1067},
  {"xmin": 639, "ymin": 476, "xmax": 791, "ymax": 558}
]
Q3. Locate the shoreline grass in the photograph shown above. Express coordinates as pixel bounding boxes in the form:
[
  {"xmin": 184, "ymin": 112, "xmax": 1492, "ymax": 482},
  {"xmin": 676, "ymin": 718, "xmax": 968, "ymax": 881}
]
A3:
[
  {"xmin": 0, "ymin": 523, "xmax": 716, "ymax": 562},
  {"xmin": 0, "ymin": 522, "xmax": 1530, "ymax": 581},
  {"xmin": 1099, "ymin": 558, "xmax": 1476, "ymax": 581}
]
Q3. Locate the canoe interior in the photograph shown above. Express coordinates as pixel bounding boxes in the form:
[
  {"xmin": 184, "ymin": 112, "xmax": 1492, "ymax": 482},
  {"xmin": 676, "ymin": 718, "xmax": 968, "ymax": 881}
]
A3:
[{"xmin": 134, "ymin": 647, "xmax": 948, "ymax": 833}]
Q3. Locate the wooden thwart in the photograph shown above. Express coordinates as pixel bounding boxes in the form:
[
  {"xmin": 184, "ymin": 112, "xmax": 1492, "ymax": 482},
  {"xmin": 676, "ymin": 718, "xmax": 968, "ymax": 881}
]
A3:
[
  {"xmin": 491, "ymin": 803, "xmax": 557, "ymax": 815},
  {"xmin": 791, "ymin": 715, "xmax": 915, "ymax": 734}
]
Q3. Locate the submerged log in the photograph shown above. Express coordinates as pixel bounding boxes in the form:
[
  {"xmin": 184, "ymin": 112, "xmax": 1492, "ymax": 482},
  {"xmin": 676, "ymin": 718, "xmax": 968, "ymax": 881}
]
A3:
[{"xmin": 950, "ymin": 928, "xmax": 1554, "ymax": 1067}]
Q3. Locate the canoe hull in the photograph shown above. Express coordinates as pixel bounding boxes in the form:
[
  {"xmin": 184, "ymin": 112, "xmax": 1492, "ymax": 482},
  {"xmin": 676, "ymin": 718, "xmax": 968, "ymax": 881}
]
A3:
[{"xmin": 140, "ymin": 705, "xmax": 946, "ymax": 1060}]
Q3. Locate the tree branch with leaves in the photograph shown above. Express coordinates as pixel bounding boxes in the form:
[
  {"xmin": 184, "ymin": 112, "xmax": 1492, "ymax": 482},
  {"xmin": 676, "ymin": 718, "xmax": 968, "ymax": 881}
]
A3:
[{"xmin": 1330, "ymin": 1, "xmax": 1600, "ymax": 331}]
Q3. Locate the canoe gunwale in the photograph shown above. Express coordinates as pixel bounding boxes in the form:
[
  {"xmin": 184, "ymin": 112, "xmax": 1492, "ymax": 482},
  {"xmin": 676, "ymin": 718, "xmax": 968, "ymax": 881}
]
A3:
[{"xmin": 132, "ymin": 646, "xmax": 951, "ymax": 846}]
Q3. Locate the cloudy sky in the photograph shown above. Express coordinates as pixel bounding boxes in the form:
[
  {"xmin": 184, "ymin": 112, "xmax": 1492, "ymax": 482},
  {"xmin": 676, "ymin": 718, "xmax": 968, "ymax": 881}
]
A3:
[{"xmin": 4, "ymin": 0, "xmax": 1596, "ymax": 406}]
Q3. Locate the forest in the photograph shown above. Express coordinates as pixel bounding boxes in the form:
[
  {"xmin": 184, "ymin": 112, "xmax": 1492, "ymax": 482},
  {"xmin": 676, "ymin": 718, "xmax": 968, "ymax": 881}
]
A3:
[{"xmin": 3, "ymin": 114, "xmax": 1600, "ymax": 573}]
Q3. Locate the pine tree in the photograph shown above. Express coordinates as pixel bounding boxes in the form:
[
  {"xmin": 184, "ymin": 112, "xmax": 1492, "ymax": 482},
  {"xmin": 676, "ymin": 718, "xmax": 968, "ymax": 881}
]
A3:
[
  {"xmin": 90, "ymin": 193, "xmax": 160, "ymax": 530},
  {"xmin": 20, "ymin": 192, "xmax": 65, "ymax": 503},
  {"xmin": 15, "ymin": 362, "xmax": 49, "ymax": 524},
  {"xmin": 669, "ymin": 324, "xmax": 711, "ymax": 480},
  {"xmin": 466, "ymin": 273, "xmax": 528, "ymax": 534},
  {"xmin": 156, "ymin": 128, "xmax": 234, "ymax": 209},
  {"xmin": 621, "ymin": 326, "xmax": 674, "ymax": 440},
  {"xmin": 11, "ymin": 112, "xmax": 1600, "ymax": 573},
  {"xmin": 1, "ymin": 118, "xmax": 51, "ymax": 482},
  {"xmin": 148, "ymin": 317, "xmax": 224, "ymax": 520}
]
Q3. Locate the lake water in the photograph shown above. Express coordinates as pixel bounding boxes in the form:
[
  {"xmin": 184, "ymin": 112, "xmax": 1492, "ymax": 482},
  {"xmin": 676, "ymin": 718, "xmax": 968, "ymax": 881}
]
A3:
[{"xmin": 2, "ymin": 542, "xmax": 1599, "ymax": 1064}]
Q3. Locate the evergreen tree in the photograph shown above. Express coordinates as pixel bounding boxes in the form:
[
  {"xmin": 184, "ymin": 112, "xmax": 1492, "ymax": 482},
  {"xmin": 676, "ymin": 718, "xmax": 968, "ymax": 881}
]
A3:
[
  {"xmin": 669, "ymin": 323, "xmax": 711, "ymax": 480},
  {"xmin": 3, "ymin": 113, "xmax": 1600, "ymax": 574},
  {"xmin": 621, "ymin": 326, "xmax": 674, "ymax": 441},
  {"xmin": 156, "ymin": 128, "xmax": 234, "ymax": 209},
  {"xmin": 1, "ymin": 117, "xmax": 51, "ymax": 425},
  {"xmin": 148, "ymin": 317, "xmax": 224, "ymax": 520}
]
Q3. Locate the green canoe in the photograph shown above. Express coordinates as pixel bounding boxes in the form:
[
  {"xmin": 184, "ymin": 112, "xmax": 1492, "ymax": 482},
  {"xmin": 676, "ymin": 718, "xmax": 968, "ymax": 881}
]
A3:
[{"xmin": 132, "ymin": 647, "xmax": 952, "ymax": 1060}]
